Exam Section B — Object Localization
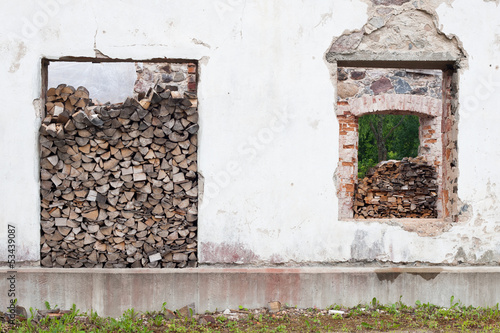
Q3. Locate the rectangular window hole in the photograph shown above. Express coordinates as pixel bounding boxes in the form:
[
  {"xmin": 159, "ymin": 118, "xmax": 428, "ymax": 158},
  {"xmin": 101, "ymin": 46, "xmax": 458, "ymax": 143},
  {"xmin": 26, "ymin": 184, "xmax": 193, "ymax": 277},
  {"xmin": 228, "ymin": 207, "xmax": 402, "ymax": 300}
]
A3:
[{"xmin": 40, "ymin": 59, "xmax": 199, "ymax": 268}]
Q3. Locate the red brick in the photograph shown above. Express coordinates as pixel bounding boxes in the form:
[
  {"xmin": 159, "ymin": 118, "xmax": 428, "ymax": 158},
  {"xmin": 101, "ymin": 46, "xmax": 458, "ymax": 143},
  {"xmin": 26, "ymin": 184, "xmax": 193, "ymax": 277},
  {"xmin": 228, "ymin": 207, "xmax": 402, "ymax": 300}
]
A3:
[{"xmin": 344, "ymin": 184, "xmax": 355, "ymax": 192}]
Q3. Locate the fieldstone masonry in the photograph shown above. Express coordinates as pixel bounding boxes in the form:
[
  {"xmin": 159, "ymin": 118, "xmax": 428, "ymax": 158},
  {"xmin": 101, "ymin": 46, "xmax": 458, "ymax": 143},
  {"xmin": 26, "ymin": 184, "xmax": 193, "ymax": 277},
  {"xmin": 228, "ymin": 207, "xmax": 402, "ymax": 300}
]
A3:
[
  {"xmin": 326, "ymin": 0, "xmax": 465, "ymax": 223},
  {"xmin": 134, "ymin": 63, "xmax": 197, "ymax": 99}
]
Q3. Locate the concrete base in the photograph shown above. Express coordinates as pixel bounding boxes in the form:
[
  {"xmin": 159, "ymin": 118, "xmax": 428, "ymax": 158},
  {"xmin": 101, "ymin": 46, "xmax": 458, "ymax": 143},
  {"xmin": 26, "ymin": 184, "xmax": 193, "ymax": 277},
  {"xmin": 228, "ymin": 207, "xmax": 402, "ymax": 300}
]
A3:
[{"xmin": 1, "ymin": 267, "xmax": 500, "ymax": 317}]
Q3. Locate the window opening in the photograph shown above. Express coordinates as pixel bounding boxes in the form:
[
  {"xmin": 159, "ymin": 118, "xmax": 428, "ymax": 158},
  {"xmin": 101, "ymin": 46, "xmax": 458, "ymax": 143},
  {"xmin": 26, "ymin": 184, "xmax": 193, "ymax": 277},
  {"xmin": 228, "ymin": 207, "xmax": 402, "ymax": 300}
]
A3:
[
  {"xmin": 335, "ymin": 66, "xmax": 453, "ymax": 220},
  {"xmin": 358, "ymin": 114, "xmax": 420, "ymax": 179},
  {"xmin": 40, "ymin": 60, "xmax": 199, "ymax": 268}
]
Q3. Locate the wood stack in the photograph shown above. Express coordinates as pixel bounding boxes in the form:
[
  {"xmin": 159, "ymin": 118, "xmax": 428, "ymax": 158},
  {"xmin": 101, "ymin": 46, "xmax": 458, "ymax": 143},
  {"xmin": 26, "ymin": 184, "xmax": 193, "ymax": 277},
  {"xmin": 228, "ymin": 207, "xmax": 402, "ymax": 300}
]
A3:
[
  {"xmin": 45, "ymin": 84, "xmax": 90, "ymax": 119},
  {"xmin": 40, "ymin": 83, "xmax": 198, "ymax": 268},
  {"xmin": 354, "ymin": 157, "xmax": 438, "ymax": 219}
]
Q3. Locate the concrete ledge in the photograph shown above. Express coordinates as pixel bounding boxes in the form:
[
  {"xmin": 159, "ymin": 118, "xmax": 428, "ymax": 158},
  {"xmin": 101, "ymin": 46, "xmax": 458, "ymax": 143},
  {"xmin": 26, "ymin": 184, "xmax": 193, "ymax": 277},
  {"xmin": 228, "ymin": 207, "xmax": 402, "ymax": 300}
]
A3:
[{"xmin": 2, "ymin": 267, "xmax": 500, "ymax": 317}]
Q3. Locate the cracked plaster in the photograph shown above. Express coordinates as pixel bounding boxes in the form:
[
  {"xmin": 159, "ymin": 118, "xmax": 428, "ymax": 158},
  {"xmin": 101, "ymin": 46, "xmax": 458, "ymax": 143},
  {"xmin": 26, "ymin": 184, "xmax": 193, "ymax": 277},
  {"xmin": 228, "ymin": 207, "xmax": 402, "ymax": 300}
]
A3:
[{"xmin": 0, "ymin": 0, "xmax": 499, "ymax": 267}]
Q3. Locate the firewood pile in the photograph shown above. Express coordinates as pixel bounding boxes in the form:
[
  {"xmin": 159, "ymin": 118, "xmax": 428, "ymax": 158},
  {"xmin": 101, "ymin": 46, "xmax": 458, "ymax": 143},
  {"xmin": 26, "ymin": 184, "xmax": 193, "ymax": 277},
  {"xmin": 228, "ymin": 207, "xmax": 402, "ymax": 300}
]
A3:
[
  {"xmin": 39, "ymin": 82, "xmax": 198, "ymax": 268},
  {"xmin": 354, "ymin": 157, "xmax": 438, "ymax": 219}
]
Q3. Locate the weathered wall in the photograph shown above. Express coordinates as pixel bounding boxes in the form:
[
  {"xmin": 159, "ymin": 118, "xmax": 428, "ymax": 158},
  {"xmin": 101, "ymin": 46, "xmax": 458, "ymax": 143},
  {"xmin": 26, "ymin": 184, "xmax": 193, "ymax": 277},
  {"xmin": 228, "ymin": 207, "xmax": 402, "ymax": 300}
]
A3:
[
  {"xmin": 1, "ymin": 0, "xmax": 500, "ymax": 267},
  {"xmin": 335, "ymin": 68, "xmax": 445, "ymax": 219}
]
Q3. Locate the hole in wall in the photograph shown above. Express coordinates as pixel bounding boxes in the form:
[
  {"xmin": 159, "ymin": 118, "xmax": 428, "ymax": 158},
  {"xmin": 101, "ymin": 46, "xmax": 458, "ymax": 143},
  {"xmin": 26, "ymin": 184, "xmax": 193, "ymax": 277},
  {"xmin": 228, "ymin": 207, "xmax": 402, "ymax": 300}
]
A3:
[
  {"xmin": 48, "ymin": 62, "xmax": 137, "ymax": 104},
  {"xmin": 358, "ymin": 113, "xmax": 420, "ymax": 179},
  {"xmin": 356, "ymin": 113, "xmax": 441, "ymax": 219},
  {"xmin": 39, "ymin": 59, "xmax": 199, "ymax": 268},
  {"xmin": 334, "ymin": 66, "xmax": 457, "ymax": 221},
  {"xmin": 325, "ymin": 5, "xmax": 466, "ymax": 228}
]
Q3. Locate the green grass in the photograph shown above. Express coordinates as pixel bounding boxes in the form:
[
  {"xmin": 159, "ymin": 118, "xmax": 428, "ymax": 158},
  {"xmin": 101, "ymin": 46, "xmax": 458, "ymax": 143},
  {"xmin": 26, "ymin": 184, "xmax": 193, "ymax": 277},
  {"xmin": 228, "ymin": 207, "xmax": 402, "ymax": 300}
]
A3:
[{"xmin": 2, "ymin": 297, "xmax": 500, "ymax": 332}]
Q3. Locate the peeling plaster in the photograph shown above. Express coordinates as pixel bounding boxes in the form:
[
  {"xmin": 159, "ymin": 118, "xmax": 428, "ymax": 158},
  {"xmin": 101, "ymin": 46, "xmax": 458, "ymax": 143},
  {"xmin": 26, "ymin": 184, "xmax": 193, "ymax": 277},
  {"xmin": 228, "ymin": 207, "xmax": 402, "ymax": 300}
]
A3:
[
  {"xmin": 32, "ymin": 98, "xmax": 43, "ymax": 120},
  {"xmin": 350, "ymin": 230, "xmax": 385, "ymax": 260},
  {"xmin": 326, "ymin": 2, "xmax": 467, "ymax": 68},
  {"xmin": 326, "ymin": 0, "xmax": 468, "ymax": 240},
  {"xmin": 8, "ymin": 41, "xmax": 26, "ymax": 73},
  {"xmin": 454, "ymin": 247, "xmax": 468, "ymax": 263},
  {"xmin": 376, "ymin": 272, "xmax": 401, "ymax": 282},
  {"xmin": 409, "ymin": 272, "xmax": 441, "ymax": 280},
  {"xmin": 192, "ymin": 38, "xmax": 211, "ymax": 49},
  {"xmin": 201, "ymin": 242, "xmax": 260, "ymax": 264},
  {"xmin": 1, "ymin": 0, "xmax": 499, "ymax": 267}
]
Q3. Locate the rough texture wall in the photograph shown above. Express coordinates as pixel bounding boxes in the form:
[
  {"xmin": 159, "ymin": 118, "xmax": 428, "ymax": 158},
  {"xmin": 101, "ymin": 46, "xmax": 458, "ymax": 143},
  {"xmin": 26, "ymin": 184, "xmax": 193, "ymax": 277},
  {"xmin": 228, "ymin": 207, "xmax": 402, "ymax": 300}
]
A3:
[
  {"xmin": 134, "ymin": 63, "xmax": 196, "ymax": 99},
  {"xmin": 441, "ymin": 69, "xmax": 459, "ymax": 220},
  {"xmin": 327, "ymin": 2, "xmax": 465, "ymax": 63},
  {"xmin": 336, "ymin": 67, "xmax": 445, "ymax": 219},
  {"xmin": 1, "ymin": 0, "xmax": 500, "ymax": 267},
  {"xmin": 337, "ymin": 68, "xmax": 442, "ymax": 100}
]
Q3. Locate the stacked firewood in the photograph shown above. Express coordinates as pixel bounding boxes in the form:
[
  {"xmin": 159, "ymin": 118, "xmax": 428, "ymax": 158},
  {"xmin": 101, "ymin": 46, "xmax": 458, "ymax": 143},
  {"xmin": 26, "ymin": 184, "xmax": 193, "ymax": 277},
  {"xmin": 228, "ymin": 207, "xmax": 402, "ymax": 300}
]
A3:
[
  {"xmin": 354, "ymin": 157, "xmax": 438, "ymax": 219},
  {"xmin": 40, "ymin": 83, "xmax": 198, "ymax": 268},
  {"xmin": 46, "ymin": 84, "xmax": 91, "ymax": 115}
]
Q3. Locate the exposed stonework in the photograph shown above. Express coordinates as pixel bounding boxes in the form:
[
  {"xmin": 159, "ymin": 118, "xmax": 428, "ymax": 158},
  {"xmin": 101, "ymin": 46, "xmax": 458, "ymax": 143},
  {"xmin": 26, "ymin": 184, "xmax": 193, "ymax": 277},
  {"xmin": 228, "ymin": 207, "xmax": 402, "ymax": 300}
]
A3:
[
  {"xmin": 326, "ymin": 1, "xmax": 465, "ymax": 228},
  {"xmin": 372, "ymin": 0, "xmax": 411, "ymax": 5},
  {"xmin": 335, "ymin": 91, "xmax": 444, "ymax": 220},
  {"xmin": 326, "ymin": 7, "xmax": 466, "ymax": 64},
  {"xmin": 134, "ymin": 63, "xmax": 196, "ymax": 99},
  {"xmin": 370, "ymin": 77, "xmax": 393, "ymax": 94},
  {"xmin": 335, "ymin": 67, "xmax": 445, "ymax": 220},
  {"xmin": 337, "ymin": 68, "xmax": 443, "ymax": 100},
  {"xmin": 441, "ymin": 69, "xmax": 460, "ymax": 221}
]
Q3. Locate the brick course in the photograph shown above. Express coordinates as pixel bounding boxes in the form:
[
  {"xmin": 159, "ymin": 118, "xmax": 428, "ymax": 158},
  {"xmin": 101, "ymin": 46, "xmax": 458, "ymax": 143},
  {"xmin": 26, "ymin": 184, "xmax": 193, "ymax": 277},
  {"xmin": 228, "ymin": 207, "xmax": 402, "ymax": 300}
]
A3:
[{"xmin": 335, "ymin": 67, "xmax": 455, "ymax": 220}]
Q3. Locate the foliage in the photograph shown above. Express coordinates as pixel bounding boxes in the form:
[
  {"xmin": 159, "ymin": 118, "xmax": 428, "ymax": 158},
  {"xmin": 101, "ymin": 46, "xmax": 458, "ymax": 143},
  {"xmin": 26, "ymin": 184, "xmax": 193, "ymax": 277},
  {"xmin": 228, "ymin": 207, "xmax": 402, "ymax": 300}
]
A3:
[{"xmin": 358, "ymin": 114, "xmax": 420, "ymax": 178}]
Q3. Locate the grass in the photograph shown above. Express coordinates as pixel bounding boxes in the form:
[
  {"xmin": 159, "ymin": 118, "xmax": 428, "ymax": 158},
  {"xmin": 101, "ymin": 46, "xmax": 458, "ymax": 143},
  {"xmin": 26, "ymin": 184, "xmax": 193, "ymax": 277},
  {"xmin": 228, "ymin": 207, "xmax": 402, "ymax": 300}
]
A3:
[{"xmin": 2, "ymin": 297, "xmax": 500, "ymax": 332}]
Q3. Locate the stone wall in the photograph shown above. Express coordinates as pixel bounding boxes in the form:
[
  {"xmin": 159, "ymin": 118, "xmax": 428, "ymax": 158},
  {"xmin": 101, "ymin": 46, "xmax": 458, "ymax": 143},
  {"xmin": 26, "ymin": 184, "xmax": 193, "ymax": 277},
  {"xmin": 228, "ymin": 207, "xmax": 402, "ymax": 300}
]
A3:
[
  {"xmin": 337, "ymin": 68, "xmax": 442, "ymax": 101},
  {"xmin": 134, "ymin": 63, "xmax": 196, "ymax": 99},
  {"xmin": 335, "ymin": 67, "xmax": 445, "ymax": 220}
]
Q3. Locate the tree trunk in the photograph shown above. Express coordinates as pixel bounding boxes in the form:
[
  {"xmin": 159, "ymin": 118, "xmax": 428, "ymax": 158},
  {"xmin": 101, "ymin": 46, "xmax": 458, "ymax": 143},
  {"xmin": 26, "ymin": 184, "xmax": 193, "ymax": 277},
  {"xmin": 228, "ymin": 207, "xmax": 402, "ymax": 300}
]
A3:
[
  {"xmin": 369, "ymin": 115, "xmax": 388, "ymax": 162},
  {"xmin": 369, "ymin": 114, "xmax": 404, "ymax": 163},
  {"xmin": 377, "ymin": 137, "xmax": 388, "ymax": 162}
]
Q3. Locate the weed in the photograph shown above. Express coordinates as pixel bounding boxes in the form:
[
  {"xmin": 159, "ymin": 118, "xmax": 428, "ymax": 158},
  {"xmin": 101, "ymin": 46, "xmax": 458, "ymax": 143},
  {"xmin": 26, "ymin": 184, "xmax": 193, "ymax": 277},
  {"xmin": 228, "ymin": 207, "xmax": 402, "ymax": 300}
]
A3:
[
  {"xmin": 216, "ymin": 316, "xmax": 227, "ymax": 323},
  {"xmin": 153, "ymin": 314, "xmax": 164, "ymax": 326},
  {"xmin": 5, "ymin": 298, "xmax": 500, "ymax": 332},
  {"xmin": 161, "ymin": 302, "xmax": 168, "ymax": 313}
]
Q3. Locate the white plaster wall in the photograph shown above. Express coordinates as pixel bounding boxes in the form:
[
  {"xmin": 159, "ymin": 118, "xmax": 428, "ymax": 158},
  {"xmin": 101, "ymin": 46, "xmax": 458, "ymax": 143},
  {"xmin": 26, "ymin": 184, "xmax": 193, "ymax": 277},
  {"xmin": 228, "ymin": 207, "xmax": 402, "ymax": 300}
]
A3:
[{"xmin": 0, "ymin": 0, "xmax": 499, "ymax": 265}]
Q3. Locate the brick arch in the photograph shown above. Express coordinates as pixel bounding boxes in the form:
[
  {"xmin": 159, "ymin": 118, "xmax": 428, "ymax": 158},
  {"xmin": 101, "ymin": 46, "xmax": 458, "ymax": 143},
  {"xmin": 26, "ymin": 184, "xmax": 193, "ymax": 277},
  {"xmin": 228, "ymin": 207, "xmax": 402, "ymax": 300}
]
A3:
[
  {"xmin": 336, "ymin": 94, "xmax": 442, "ymax": 118},
  {"xmin": 335, "ymin": 93, "xmax": 444, "ymax": 220}
]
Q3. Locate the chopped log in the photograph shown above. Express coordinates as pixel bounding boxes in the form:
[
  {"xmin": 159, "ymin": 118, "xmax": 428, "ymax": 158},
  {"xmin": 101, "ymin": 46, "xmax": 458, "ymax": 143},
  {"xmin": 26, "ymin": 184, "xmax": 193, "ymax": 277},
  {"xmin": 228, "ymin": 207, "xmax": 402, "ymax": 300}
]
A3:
[
  {"xmin": 40, "ymin": 73, "xmax": 198, "ymax": 268},
  {"xmin": 353, "ymin": 157, "xmax": 438, "ymax": 219}
]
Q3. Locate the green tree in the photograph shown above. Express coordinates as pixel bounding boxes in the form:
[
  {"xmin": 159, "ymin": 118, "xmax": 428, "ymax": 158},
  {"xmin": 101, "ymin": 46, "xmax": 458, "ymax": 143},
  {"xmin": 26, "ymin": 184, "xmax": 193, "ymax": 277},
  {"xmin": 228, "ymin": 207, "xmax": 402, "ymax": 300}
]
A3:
[{"xmin": 358, "ymin": 114, "xmax": 420, "ymax": 178}]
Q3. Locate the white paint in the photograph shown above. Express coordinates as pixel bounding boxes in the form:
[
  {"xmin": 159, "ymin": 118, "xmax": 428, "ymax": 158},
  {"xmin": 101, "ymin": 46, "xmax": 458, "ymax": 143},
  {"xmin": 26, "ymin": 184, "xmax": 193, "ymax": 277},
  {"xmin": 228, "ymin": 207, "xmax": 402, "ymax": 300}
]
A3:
[{"xmin": 1, "ymin": 0, "xmax": 500, "ymax": 265}]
